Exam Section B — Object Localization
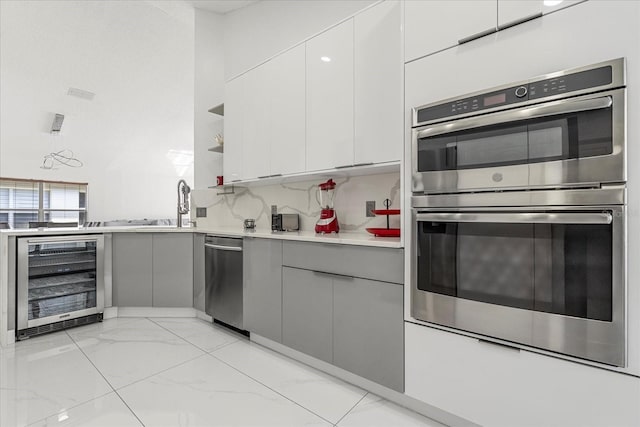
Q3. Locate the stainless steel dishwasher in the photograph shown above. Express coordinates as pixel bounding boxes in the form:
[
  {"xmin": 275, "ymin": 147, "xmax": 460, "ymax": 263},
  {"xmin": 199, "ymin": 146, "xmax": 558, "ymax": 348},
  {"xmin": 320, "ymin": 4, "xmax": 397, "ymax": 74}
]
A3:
[{"xmin": 204, "ymin": 236, "xmax": 245, "ymax": 332}]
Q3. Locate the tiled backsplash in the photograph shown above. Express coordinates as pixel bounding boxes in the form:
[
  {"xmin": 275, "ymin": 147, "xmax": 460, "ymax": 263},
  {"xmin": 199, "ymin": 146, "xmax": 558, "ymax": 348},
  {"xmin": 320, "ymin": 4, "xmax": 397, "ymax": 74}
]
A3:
[{"xmin": 191, "ymin": 172, "xmax": 401, "ymax": 232}]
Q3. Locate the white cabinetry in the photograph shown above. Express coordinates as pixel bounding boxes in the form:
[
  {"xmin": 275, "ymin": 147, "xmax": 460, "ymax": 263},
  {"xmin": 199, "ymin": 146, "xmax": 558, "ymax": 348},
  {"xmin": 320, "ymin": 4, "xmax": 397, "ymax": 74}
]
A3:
[
  {"xmin": 242, "ymin": 66, "xmax": 270, "ymax": 180},
  {"xmin": 354, "ymin": 0, "xmax": 402, "ymax": 164},
  {"xmin": 223, "ymin": 77, "xmax": 244, "ymax": 182},
  {"xmin": 306, "ymin": 19, "xmax": 354, "ymax": 171},
  {"xmin": 231, "ymin": 45, "xmax": 306, "ymax": 180},
  {"xmin": 405, "ymin": 323, "xmax": 640, "ymax": 426},
  {"xmin": 266, "ymin": 44, "xmax": 306, "ymax": 176},
  {"xmin": 404, "ymin": 0, "xmax": 497, "ymax": 63},
  {"xmin": 498, "ymin": 0, "xmax": 583, "ymax": 28}
]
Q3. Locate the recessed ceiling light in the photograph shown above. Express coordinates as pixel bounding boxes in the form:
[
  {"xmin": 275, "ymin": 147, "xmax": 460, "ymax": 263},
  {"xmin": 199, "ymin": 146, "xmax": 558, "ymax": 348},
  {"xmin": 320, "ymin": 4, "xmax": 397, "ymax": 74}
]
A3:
[
  {"xmin": 320, "ymin": 56, "xmax": 331, "ymax": 62},
  {"xmin": 543, "ymin": 0, "xmax": 563, "ymax": 6}
]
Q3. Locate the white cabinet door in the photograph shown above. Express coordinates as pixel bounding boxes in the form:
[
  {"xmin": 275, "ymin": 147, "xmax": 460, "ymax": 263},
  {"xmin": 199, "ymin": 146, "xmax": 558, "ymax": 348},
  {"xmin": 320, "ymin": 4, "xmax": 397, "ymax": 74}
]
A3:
[
  {"xmin": 242, "ymin": 66, "xmax": 270, "ymax": 180},
  {"xmin": 354, "ymin": 0, "xmax": 402, "ymax": 165},
  {"xmin": 223, "ymin": 76, "xmax": 244, "ymax": 183},
  {"xmin": 498, "ymin": 0, "xmax": 584, "ymax": 28},
  {"xmin": 306, "ymin": 20, "xmax": 354, "ymax": 172},
  {"xmin": 405, "ymin": 323, "xmax": 640, "ymax": 427},
  {"xmin": 267, "ymin": 44, "xmax": 306, "ymax": 176},
  {"xmin": 404, "ymin": 0, "xmax": 497, "ymax": 63}
]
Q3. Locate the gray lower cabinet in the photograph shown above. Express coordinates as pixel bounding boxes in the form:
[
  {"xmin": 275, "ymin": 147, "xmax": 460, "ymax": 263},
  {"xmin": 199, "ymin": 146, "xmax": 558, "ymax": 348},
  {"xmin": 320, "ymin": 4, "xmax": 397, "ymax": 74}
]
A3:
[
  {"xmin": 282, "ymin": 267, "xmax": 333, "ymax": 363},
  {"xmin": 333, "ymin": 276, "xmax": 404, "ymax": 392},
  {"xmin": 112, "ymin": 233, "xmax": 153, "ymax": 306},
  {"xmin": 193, "ymin": 233, "xmax": 205, "ymax": 312},
  {"xmin": 152, "ymin": 233, "xmax": 193, "ymax": 307},
  {"xmin": 112, "ymin": 232, "xmax": 193, "ymax": 308},
  {"xmin": 244, "ymin": 238, "xmax": 283, "ymax": 342}
]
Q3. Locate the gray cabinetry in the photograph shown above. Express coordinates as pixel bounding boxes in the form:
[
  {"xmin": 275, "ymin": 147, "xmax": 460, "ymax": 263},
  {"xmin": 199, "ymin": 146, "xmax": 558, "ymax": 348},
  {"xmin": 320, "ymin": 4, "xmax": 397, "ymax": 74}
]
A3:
[
  {"xmin": 282, "ymin": 267, "xmax": 333, "ymax": 363},
  {"xmin": 193, "ymin": 233, "xmax": 205, "ymax": 312},
  {"xmin": 333, "ymin": 276, "xmax": 404, "ymax": 391},
  {"xmin": 112, "ymin": 233, "xmax": 153, "ymax": 307},
  {"xmin": 112, "ymin": 232, "xmax": 193, "ymax": 308},
  {"xmin": 282, "ymin": 241, "xmax": 405, "ymax": 392},
  {"xmin": 282, "ymin": 241, "xmax": 403, "ymax": 284},
  {"xmin": 152, "ymin": 233, "xmax": 193, "ymax": 307},
  {"xmin": 244, "ymin": 238, "xmax": 283, "ymax": 342}
]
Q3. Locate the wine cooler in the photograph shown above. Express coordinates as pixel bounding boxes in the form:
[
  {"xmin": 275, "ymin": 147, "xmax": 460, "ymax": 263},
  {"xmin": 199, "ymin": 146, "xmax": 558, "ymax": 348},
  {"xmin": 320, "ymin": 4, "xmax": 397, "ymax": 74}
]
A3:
[{"xmin": 17, "ymin": 235, "xmax": 105, "ymax": 339}]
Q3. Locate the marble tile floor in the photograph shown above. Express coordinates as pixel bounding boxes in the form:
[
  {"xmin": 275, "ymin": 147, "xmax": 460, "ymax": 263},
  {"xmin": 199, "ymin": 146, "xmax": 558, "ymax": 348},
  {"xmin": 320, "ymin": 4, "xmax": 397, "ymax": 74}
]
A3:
[{"xmin": 0, "ymin": 317, "xmax": 445, "ymax": 427}]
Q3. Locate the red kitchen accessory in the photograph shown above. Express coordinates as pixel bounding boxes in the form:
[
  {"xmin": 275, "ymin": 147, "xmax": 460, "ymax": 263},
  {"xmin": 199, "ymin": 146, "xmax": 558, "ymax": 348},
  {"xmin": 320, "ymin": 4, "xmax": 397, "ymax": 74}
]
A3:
[
  {"xmin": 366, "ymin": 199, "xmax": 400, "ymax": 237},
  {"xmin": 315, "ymin": 179, "xmax": 340, "ymax": 234}
]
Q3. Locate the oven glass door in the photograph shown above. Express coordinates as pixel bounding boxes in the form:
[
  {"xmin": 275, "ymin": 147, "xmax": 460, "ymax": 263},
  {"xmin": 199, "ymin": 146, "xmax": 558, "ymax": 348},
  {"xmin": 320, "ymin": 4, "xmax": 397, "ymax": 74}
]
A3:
[
  {"xmin": 416, "ymin": 97, "xmax": 613, "ymax": 173},
  {"xmin": 413, "ymin": 209, "xmax": 626, "ymax": 366},
  {"xmin": 417, "ymin": 213, "xmax": 613, "ymax": 320}
]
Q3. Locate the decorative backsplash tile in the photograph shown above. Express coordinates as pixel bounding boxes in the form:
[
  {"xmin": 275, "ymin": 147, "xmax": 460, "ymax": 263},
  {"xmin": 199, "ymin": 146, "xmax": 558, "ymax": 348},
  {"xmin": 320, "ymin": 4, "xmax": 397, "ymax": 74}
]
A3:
[{"xmin": 191, "ymin": 172, "xmax": 401, "ymax": 232}]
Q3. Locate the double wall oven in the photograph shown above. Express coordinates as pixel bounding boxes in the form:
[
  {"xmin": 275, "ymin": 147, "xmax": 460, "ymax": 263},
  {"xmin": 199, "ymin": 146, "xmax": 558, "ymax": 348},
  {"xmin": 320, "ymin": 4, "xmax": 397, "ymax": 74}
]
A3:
[{"xmin": 411, "ymin": 58, "xmax": 627, "ymax": 367}]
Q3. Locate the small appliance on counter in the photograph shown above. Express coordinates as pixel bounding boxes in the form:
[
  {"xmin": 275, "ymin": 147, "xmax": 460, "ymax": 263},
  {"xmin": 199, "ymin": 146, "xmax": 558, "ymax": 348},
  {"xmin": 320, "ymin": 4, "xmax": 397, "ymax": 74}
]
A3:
[
  {"xmin": 366, "ymin": 199, "xmax": 400, "ymax": 237},
  {"xmin": 315, "ymin": 179, "xmax": 339, "ymax": 234},
  {"xmin": 244, "ymin": 218, "xmax": 256, "ymax": 230},
  {"xmin": 271, "ymin": 213, "xmax": 299, "ymax": 232}
]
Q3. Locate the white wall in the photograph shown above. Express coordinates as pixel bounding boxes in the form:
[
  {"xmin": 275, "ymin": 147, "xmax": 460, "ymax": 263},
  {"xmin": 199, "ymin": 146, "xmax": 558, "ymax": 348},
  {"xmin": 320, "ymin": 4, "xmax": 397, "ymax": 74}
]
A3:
[
  {"xmin": 194, "ymin": 9, "xmax": 225, "ymax": 190},
  {"xmin": 223, "ymin": 0, "xmax": 376, "ymax": 80},
  {"xmin": 0, "ymin": 0, "xmax": 195, "ymax": 222}
]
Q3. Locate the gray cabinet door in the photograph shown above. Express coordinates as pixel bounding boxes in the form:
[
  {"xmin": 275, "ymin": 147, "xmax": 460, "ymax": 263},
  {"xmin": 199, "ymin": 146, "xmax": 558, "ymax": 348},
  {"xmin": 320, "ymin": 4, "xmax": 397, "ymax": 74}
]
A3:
[
  {"xmin": 244, "ymin": 238, "xmax": 283, "ymax": 342},
  {"xmin": 283, "ymin": 241, "xmax": 404, "ymax": 284},
  {"xmin": 112, "ymin": 233, "xmax": 153, "ymax": 307},
  {"xmin": 282, "ymin": 267, "xmax": 333, "ymax": 363},
  {"xmin": 152, "ymin": 233, "xmax": 193, "ymax": 307},
  {"xmin": 193, "ymin": 233, "xmax": 205, "ymax": 312},
  {"xmin": 333, "ymin": 277, "xmax": 404, "ymax": 392}
]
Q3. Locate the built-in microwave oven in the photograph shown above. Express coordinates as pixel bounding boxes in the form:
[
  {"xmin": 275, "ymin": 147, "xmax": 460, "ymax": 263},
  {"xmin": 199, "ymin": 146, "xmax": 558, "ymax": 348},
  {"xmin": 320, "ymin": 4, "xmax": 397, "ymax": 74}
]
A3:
[{"xmin": 411, "ymin": 58, "xmax": 626, "ymax": 194}]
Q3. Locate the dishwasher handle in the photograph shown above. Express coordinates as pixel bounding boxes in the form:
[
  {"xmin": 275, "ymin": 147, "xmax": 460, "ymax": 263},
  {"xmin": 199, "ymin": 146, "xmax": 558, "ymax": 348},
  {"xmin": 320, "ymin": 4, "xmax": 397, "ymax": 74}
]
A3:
[{"xmin": 204, "ymin": 243, "xmax": 243, "ymax": 252}]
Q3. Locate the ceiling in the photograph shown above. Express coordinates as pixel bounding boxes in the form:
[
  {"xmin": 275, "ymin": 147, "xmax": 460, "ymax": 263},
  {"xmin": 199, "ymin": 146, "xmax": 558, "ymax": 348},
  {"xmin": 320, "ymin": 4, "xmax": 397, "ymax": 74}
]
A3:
[{"xmin": 187, "ymin": 0, "xmax": 259, "ymax": 14}]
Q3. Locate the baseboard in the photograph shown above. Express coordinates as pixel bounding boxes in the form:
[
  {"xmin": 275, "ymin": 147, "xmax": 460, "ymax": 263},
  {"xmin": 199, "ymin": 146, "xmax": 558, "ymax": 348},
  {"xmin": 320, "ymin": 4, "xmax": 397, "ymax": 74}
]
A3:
[
  {"xmin": 250, "ymin": 334, "xmax": 478, "ymax": 427},
  {"xmin": 103, "ymin": 307, "xmax": 118, "ymax": 320},
  {"xmin": 195, "ymin": 310, "xmax": 213, "ymax": 322},
  {"xmin": 116, "ymin": 307, "xmax": 197, "ymax": 318}
]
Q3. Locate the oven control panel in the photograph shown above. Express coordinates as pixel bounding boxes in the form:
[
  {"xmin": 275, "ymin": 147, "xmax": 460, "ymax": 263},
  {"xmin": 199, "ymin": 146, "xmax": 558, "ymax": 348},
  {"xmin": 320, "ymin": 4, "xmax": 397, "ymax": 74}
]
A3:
[{"xmin": 415, "ymin": 63, "xmax": 615, "ymax": 126}]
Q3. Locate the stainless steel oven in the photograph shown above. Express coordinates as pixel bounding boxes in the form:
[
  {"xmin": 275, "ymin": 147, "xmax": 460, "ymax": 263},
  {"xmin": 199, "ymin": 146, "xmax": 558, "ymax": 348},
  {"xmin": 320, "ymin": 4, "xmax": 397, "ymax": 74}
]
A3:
[
  {"xmin": 412, "ymin": 58, "xmax": 626, "ymax": 194},
  {"xmin": 410, "ymin": 58, "xmax": 628, "ymax": 367},
  {"xmin": 412, "ymin": 189, "xmax": 626, "ymax": 367}
]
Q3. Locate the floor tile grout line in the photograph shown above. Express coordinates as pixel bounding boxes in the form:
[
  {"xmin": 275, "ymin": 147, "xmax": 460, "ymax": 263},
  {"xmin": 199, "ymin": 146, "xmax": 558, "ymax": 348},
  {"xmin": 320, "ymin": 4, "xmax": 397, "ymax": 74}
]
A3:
[
  {"xmin": 208, "ymin": 351, "xmax": 338, "ymax": 426},
  {"xmin": 334, "ymin": 391, "xmax": 369, "ymax": 426},
  {"xmin": 112, "ymin": 352, "xmax": 210, "ymax": 392},
  {"xmin": 64, "ymin": 330, "xmax": 147, "ymax": 427},
  {"xmin": 67, "ymin": 318, "xmax": 212, "ymax": 392},
  {"xmin": 147, "ymin": 317, "xmax": 241, "ymax": 355},
  {"xmin": 147, "ymin": 317, "xmax": 214, "ymax": 353}
]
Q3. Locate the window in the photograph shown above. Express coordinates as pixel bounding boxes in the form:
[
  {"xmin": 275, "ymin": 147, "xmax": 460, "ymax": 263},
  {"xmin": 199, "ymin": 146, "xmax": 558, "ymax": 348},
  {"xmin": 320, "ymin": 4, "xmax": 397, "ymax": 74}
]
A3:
[{"xmin": 0, "ymin": 178, "xmax": 88, "ymax": 229}]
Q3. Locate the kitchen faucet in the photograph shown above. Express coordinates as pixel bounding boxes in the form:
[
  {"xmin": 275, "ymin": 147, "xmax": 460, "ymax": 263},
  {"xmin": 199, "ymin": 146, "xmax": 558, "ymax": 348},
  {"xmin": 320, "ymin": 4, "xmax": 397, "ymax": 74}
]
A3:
[{"xmin": 177, "ymin": 179, "xmax": 191, "ymax": 228}]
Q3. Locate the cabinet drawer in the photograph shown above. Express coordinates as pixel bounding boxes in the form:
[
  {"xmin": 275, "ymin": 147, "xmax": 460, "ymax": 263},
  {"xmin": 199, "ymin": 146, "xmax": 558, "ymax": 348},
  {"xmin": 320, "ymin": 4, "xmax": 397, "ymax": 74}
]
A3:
[{"xmin": 282, "ymin": 241, "xmax": 403, "ymax": 284}]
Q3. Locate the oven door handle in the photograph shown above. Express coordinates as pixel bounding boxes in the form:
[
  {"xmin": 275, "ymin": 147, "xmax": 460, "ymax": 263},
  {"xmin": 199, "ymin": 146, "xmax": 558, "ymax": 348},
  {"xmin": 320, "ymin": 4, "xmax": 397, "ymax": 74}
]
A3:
[
  {"xmin": 415, "ymin": 96, "xmax": 613, "ymax": 139},
  {"xmin": 415, "ymin": 212, "xmax": 612, "ymax": 224}
]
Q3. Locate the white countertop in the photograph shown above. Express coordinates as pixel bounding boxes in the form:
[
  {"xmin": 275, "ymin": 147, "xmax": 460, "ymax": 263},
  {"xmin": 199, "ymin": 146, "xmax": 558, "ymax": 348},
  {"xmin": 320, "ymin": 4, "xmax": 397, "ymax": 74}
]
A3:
[{"xmin": 0, "ymin": 226, "xmax": 403, "ymax": 248}]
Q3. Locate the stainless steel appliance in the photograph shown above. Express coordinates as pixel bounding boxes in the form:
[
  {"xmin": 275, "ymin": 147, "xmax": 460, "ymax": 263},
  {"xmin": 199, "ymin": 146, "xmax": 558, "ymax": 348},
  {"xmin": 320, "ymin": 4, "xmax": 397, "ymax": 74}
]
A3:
[
  {"xmin": 412, "ymin": 58, "xmax": 625, "ymax": 194},
  {"xmin": 17, "ymin": 235, "xmax": 105, "ymax": 339},
  {"xmin": 271, "ymin": 213, "xmax": 299, "ymax": 232},
  {"xmin": 411, "ymin": 59, "xmax": 628, "ymax": 367},
  {"xmin": 204, "ymin": 235, "xmax": 246, "ymax": 332}
]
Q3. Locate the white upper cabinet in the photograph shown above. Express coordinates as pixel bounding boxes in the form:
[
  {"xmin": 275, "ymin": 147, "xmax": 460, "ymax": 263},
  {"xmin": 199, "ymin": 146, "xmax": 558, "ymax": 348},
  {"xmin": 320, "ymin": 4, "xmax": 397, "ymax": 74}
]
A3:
[
  {"xmin": 223, "ymin": 76, "xmax": 243, "ymax": 183},
  {"xmin": 267, "ymin": 44, "xmax": 306, "ymax": 176},
  {"xmin": 354, "ymin": 0, "xmax": 402, "ymax": 165},
  {"xmin": 242, "ymin": 65, "xmax": 270, "ymax": 180},
  {"xmin": 306, "ymin": 19, "xmax": 354, "ymax": 172},
  {"xmin": 498, "ymin": 1, "xmax": 584, "ymax": 28},
  {"xmin": 404, "ymin": 1, "xmax": 497, "ymax": 63}
]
